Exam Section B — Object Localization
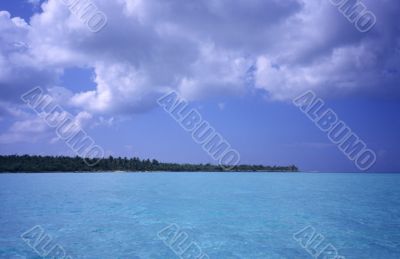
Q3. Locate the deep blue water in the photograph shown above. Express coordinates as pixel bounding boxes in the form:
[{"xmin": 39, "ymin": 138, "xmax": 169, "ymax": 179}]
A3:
[{"xmin": 0, "ymin": 173, "xmax": 399, "ymax": 258}]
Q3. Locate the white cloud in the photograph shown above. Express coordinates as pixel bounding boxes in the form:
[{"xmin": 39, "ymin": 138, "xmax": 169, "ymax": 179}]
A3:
[
  {"xmin": 0, "ymin": 0, "xmax": 398, "ymax": 116},
  {"xmin": 0, "ymin": 116, "xmax": 49, "ymax": 144},
  {"xmin": 27, "ymin": 0, "xmax": 42, "ymax": 8},
  {"xmin": 0, "ymin": 104, "xmax": 95, "ymax": 144}
]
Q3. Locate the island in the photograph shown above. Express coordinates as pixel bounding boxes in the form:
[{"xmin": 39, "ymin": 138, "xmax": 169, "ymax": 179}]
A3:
[{"xmin": 0, "ymin": 155, "xmax": 298, "ymax": 173}]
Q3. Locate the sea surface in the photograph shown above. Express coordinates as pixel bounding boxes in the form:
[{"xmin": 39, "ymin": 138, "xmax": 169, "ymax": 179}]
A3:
[{"xmin": 0, "ymin": 172, "xmax": 399, "ymax": 258}]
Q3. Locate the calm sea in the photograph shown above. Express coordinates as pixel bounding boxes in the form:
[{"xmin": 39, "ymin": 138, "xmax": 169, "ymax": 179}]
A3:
[{"xmin": 0, "ymin": 172, "xmax": 399, "ymax": 258}]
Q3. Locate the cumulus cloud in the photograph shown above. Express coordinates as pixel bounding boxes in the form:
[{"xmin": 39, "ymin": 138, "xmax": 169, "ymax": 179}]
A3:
[
  {"xmin": 26, "ymin": 0, "xmax": 42, "ymax": 8},
  {"xmin": 0, "ymin": 115, "xmax": 49, "ymax": 144},
  {"xmin": 0, "ymin": 0, "xmax": 399, "ymax": 117},
  {"xmin": 0, "ymin": 10, "xmax": 60, "ymax": 103},
  {"xmin": 255, "ymin": 0, "xmax": 400, "ymax": 100},
  {"xmin": 0, "ymin": 107, "xmax": 95, "ymax": 144}
]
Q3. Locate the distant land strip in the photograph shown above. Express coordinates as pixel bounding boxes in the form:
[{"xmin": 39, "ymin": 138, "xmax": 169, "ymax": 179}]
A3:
[{"xmin": 0, "ymin": 155, "xmax": 298, "ymax": 173}]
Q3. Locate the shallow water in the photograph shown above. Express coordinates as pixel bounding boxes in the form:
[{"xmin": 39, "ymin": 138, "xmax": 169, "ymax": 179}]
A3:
[{"xmin": 0, "ymin": 172, "xmax": 399, "ymax": 258}]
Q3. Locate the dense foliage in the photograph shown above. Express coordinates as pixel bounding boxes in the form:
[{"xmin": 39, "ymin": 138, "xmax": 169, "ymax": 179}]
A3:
[{"xmin": 0, "ymin": 155, "xmax": 298, "ymax": 173}]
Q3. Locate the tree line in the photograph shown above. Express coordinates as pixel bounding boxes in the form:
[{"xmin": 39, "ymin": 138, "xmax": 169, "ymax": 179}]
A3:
[{"xmin": 0, "ymin": 155, "xmax": 298, "ymax": 173}]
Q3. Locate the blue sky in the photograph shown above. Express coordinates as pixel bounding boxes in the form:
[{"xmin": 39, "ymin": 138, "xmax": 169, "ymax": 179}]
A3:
[{"xmin": 0, "ymin": 0, "xmax": 399, "ymax": 172}]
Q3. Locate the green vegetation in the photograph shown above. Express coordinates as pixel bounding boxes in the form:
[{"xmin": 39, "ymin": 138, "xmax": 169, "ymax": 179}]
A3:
[{"xmin": 0, "ymin": 155, "xmax": 298, "ymax": 173}]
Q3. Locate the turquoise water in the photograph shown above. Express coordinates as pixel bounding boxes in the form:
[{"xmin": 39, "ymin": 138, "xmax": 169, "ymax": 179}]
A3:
[{"xmin": 0, "ymin": 173, "xmax": 399, "ymax": 258}]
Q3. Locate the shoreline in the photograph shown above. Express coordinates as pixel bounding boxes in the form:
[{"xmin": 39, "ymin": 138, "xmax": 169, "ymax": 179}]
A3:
[
  {"xmin": 0, "ymin": 171, "xmax": 397, "ymax": 174},
  {"xmin": 0, "ymin": 170, "xmax": 299, "ymax": 174}
]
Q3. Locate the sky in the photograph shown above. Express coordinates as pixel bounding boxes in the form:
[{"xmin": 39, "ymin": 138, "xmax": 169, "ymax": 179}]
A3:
[{"xmin": 0, "ymin": 0, "xmax": 399, "ymax": 172}]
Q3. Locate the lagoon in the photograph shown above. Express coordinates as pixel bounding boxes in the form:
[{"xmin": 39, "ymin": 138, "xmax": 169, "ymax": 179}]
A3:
[{"xmin": 0, "ymin": 172, "xmax": 399, "ymax": 258}]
